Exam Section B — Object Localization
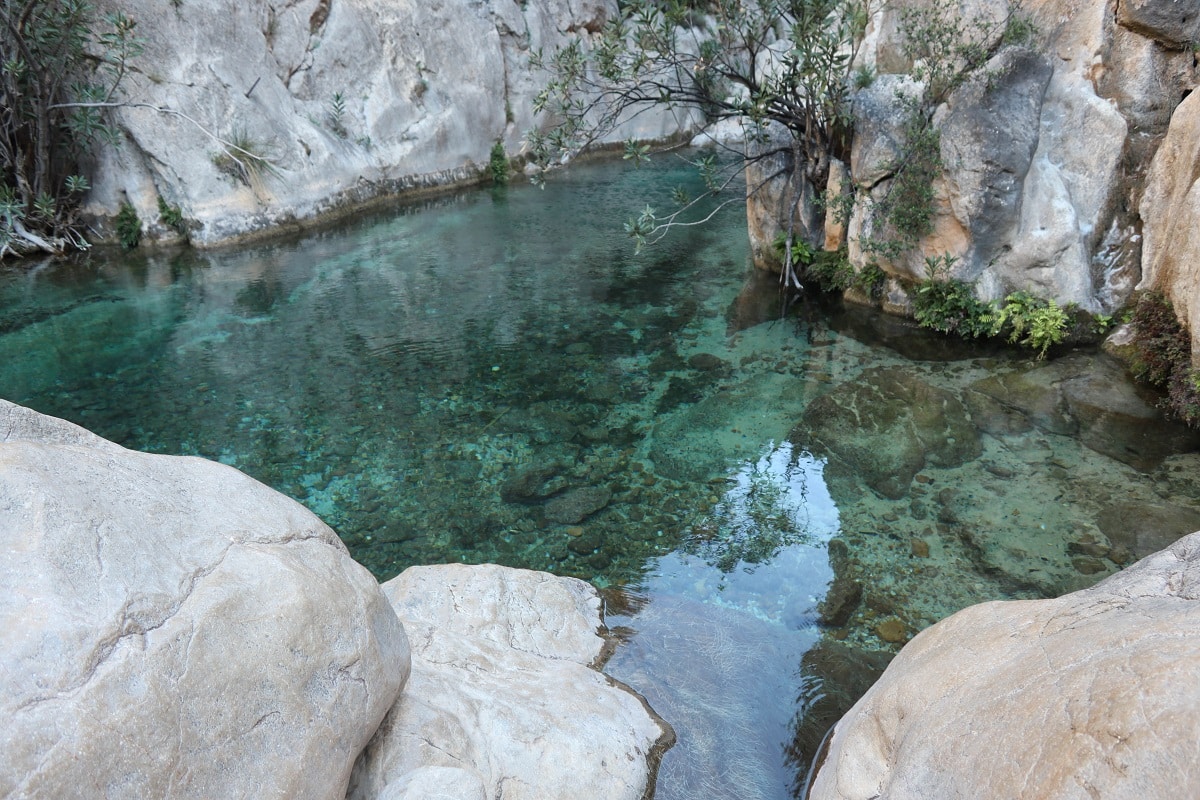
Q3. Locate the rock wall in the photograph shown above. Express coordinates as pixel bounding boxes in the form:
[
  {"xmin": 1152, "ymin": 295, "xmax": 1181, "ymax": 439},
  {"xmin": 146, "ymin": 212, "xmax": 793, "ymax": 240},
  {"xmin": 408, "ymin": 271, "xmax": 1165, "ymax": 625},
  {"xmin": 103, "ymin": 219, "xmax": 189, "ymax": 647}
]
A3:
[
  {"xmin": 1137, "ymin": 87, "xmax": 1200, "ymax": 361},
  {"xmin": 752, "ymin": 0, "xmax": 1197, "ymax": 319},
  {"xmin": 808, "ymin": 528, "xmax": 1200, "ymax": 800},
  {"xmin": 85, "ymin": 0, "xmax": 699, "ymax": 247}
]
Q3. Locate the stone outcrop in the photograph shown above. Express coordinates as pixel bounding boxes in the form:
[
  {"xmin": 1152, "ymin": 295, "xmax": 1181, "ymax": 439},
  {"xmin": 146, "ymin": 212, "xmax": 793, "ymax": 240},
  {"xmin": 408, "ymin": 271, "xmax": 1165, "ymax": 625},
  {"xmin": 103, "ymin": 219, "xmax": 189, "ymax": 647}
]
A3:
[
  {"xmin": 85, "ymin": 0, "xmax": 698, "ymax": 247},
  {"xmin": 0, "ymin": 400, "xmax": 409, "ymax": 799},
  {"xmin": 751, "ymin": 0, "xmax": 1197, "ymax": 322},
  {"xmin": 809, "ymin": 529, "xmax": 1200, "ymax": 800},
  {"xmin": 348, "ymin": 564, "xmax": 670, "ymax": 800},
  {"xmin": 1137, "ymin": 87, "xmax": 1200, "ymax": 361}
]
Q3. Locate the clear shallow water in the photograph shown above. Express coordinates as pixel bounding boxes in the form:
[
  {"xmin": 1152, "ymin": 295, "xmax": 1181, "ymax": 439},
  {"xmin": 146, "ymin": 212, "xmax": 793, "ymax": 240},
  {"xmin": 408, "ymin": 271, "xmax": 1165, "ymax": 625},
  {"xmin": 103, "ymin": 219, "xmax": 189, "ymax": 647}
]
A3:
[{"xmin": 4, "ymin": 157, "xmax": 1200, "ymax": 798}]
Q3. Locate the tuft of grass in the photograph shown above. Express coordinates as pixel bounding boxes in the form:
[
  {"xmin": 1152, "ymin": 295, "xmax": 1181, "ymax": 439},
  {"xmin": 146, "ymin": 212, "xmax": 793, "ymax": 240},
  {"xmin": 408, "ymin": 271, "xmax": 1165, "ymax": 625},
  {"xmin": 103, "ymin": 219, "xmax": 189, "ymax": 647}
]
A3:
[{"xmin": 213, "ymin": 128, "xmax": 280, "ymax": 188}]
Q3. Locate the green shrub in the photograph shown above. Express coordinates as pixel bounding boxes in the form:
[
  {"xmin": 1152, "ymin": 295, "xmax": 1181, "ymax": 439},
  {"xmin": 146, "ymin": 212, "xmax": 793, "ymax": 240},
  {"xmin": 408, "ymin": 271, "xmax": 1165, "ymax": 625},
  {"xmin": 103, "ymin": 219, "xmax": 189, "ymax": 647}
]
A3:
[
  {"xmin": 115, "ymin": 202, "xmax": 141, "ymax": 249},
  {"xmin": 990, "ymin": 291, "xmax": 1068, "ymax": 359},
  {"xmin": 157, "ymin": 196, "xmax": 186, "ymax": 237},
  {"xmin": 327, "ymin": 92, "xmax": 348, "ymax": 138},
  {"xmin": 854, "ymin": 262, "xmax": 887, "ymax": 299},
  {"xmin": 773, "ymin": 232, "xmax": 814, "ymax": 266},
  {"xmin": 911, "ymin": 255, "xmax": 994, "ymax": 338},
  {"xmin": 213, "ymin": 129, "xmax": 278, "ymax": 187},
  {"xmin": 490, "ymin": 140, "xmax": 509, "ymax": 185}
]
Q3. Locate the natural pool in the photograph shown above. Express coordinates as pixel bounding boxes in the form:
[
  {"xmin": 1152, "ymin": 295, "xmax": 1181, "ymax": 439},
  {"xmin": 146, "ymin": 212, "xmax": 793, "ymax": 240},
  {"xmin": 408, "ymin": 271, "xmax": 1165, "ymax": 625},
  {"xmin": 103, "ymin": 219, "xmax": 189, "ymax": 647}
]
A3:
[{"xmin": 4, "ymin": 156, "xmax": 1200, "ymax": 798}]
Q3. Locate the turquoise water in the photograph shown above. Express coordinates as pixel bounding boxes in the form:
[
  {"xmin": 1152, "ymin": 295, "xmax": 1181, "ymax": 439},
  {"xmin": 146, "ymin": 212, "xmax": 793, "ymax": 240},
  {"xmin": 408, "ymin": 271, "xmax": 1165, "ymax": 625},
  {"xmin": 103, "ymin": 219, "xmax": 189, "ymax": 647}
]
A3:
[{"xmin": 3, "ymin": 157, "xmax": 1200, "ymax": 798}]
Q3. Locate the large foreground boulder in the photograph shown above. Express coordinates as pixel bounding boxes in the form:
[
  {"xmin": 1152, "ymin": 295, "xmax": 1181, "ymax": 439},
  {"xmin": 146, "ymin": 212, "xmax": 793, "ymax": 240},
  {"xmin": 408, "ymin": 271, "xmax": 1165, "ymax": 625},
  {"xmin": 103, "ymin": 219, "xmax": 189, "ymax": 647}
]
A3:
[
  {"xmin": 809, "ymin": 529, "xmax": 1200, "ymax": 799},
  {"xmin": 349, "ymin": 564, "xmax": 671, "ymax": 800},
  {"xmin": 0, "ymin": 400, "xmax": 409, "ymax": 799}
]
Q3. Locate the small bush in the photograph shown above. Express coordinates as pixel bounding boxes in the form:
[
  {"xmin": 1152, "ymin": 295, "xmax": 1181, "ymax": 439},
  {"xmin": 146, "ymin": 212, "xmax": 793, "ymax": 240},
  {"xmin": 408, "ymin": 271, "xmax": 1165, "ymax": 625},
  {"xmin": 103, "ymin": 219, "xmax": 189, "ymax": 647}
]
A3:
[
  {"xmin": 213, "ymin": 129, "xmax": 279, "ymax": 187},
  {"xmin": 773, "ymin": 232, "xmax": 814, "ymax": 267},
  {"xmin": 991, "ymin": 291, "xmax": 1068, "ymax": 359},
  {"xmin": 490, "ymin": 140, "xmax": 509, "ymax": 185},
  {"xmin": 157, "ymin": 196, "xmax": 186, "ymax": 237},
  {"xmin": 327, "ymin": 92, "xmax": 348, "ymax": 138},
  {"xmin": 115, "ymin": 202, "xmax": 141, "ymax": 249},
  {"xmin": 911, "ymin": 255, "xmax": 994, "ymax": 338}
]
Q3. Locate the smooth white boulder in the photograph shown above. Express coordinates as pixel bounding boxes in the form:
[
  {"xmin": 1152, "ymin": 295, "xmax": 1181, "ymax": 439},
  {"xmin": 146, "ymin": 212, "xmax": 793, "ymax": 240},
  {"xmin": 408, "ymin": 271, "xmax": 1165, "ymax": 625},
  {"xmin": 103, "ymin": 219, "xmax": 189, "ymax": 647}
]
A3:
[
  {"xmin": 348, "ymin": 564, "xmax": 670, "ymax": 800},
  {"xmin": 0, "ymin": 400, "xmax": 409, "ymax": 799},
  {"xmin": 809, "ymin": 529, "xmax": 1200, "ymax": 800}
]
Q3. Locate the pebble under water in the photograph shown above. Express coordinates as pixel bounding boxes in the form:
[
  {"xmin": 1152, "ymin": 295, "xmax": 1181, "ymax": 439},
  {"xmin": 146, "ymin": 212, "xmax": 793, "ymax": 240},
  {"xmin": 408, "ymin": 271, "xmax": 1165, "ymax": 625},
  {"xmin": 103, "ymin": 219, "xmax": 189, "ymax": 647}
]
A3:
[{"xmin": 3, "ymin": 156, "xmax": 1200, "ymax": 799}]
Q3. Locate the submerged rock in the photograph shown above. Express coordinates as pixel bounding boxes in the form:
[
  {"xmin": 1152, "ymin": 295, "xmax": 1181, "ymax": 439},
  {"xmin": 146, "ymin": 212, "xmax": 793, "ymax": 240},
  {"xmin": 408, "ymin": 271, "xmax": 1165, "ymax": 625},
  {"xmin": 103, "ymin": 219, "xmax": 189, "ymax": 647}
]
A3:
[
  {"xmin": 965, "ymin": 354, "xmax": 1200, "ymax": 470},
  {"xmin": 0, "ymin": 400, "xmax": 408, "ymax": 799},
  {"xmin": 349, "ymin": 564, "xmax": 669, "ymax": 800},
  {"xmin": 545, "ymin": 485, "xmax": 613, "ymax": 525},
  {"xmin": 809, "ymin": 530, "xmax": 1200, "ymax": 800},
  {"xmin": 1097, "ymin": 501, "xmax": 1200, "ymax": 560},
  {"xmin": 791, "ymin": 368, "xmax": 982, "ymax": 499}
]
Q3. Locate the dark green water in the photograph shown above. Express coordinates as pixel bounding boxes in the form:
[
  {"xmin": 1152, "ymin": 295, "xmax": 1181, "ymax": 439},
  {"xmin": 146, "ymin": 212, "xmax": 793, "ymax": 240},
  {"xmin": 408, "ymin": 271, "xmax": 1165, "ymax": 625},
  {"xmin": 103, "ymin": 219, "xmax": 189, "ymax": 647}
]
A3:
[{"xmin": 4, "ymin": 157, "xmax": 1200, "ymax": 799}]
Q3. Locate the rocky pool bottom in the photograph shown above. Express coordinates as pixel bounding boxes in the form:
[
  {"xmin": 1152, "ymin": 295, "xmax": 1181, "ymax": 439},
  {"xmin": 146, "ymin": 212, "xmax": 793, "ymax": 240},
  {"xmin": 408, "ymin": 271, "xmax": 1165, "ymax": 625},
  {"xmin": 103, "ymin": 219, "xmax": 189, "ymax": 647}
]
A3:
[{"xmin": 2, "ymin": 158, "xmax": 1199, "ymax": 799}]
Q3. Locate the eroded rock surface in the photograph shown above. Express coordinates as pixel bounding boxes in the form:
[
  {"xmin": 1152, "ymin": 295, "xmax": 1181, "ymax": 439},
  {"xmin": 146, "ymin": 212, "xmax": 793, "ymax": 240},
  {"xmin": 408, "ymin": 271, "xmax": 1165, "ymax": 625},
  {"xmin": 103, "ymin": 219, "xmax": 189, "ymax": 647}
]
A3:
[
  {"xmin": 0, "ymin": 400, "xmax": 409, "ymax": 799},
  {"xmin": 809, "ymin": 530, "xmax": 1200, "ymax": 800},
  {"xmin": 85, "ymin": 0, "xmax": 697, "ymax": 247},
  {"xmin": 349, "ymin": 564, "xmax": 669, "ymax": 800}
]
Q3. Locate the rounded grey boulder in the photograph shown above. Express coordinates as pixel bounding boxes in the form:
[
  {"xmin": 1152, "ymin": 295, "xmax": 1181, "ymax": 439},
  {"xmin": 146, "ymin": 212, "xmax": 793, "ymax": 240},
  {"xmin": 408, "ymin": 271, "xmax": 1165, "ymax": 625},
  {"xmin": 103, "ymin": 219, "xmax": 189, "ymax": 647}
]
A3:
[{"xmin": 0, "ymin": 400, "xmax": 409, "ymax": 799}]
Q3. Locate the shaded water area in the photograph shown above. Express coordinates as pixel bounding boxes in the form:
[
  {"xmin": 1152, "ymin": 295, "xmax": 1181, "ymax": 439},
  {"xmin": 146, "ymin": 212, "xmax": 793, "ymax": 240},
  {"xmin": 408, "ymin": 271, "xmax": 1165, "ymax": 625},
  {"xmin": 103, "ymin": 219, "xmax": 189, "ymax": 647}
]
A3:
[{"xmin": 4, "ymin": 157, "xmax": 1200, "ymax": 798}]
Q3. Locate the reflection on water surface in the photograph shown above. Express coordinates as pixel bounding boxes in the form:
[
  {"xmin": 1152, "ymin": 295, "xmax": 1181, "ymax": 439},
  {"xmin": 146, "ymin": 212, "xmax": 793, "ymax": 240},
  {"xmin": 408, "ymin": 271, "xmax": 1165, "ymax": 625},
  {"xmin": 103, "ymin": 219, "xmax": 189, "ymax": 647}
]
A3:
[{"xmin": 3, "ymin": 157, "xmax": 1199, "ymax": 799}]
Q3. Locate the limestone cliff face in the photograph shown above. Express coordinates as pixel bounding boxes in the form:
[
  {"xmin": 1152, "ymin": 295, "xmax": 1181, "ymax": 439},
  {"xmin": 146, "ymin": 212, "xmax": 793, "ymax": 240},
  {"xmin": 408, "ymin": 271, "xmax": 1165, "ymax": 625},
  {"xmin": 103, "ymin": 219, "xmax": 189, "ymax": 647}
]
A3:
[
  {"xmin": 84, "ymin": 0, "xmax": 696, "ymax": 247},
  {"xmin": 755, "ymin": 0, "xmax": 1197, "ymax": 318}
]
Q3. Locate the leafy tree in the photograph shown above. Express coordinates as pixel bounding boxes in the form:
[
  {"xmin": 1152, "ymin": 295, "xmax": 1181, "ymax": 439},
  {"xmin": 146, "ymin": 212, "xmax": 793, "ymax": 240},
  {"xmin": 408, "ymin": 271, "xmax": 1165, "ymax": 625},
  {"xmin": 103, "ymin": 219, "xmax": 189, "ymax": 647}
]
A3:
[
  {"xmin": 1, "ymin": 0, "xmax": 142, "ymax": 257},
  {"xmin": 528, "ymin": 0, "xmax": 872, "ymax": 284},
  {"xmin": 528, "ymin": 0, "xmax": 1033, "ymax": 289}
]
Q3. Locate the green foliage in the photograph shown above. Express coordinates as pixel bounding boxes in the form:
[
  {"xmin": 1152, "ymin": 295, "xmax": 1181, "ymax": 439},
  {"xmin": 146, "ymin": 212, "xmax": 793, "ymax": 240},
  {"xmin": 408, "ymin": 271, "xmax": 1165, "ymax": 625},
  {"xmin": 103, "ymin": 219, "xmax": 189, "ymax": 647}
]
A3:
[
  {"xmin": 327, "ymin": 92, "xmax": 348, "ymax": 138},
  {"xmin": 114, "ymin": 202, "xmax": 141, "ymax": 249},
  {"xmin": 489, "ymin": 140, "xmax": 509, "ymax": 185},
  {"xmin": 854, "ymin": 261, "xmax": 887, "ymax": 298},
  {"xmin": 157, "ymin": 195, "xmax": 186, "ymax": 237},
  {"xmin": 852, "ymin": 63, "xmax": 875, "ymax": 89},
  {"xmin": 774, "ymin": 232, "xmax": 815, "ymax": 268},
  {"xmin": 860, "ymin": 0, "xmax": 1024, "ymax": 259},
  {"xmin": 991, "ymin": 291, "xmax": 1067, "ymax": 359},
  {"xmin": 911, "ymin": 256, "xmax": 994, "ymax": 338},
  {"xmin": 1091, "ymin": 312, "xmax": 1114, "ymax": 335},
  {"xmin": 528, "ymin": 0, "xmax": 870, "ymax": 240},
  {"xmin": 1, "ymin": 1, "xmax": 143, "ymax": 255},
  {"xmin": 1001, "ymin": 12, "xmax": 1037, "ymax": 46},
  {"xmin": 912, "ymin": 256, "xmax": 1071, "ymax": 358},
  {"xmin": 213, "ymin": 128, "xmax": 279, "ymax": 187}
]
